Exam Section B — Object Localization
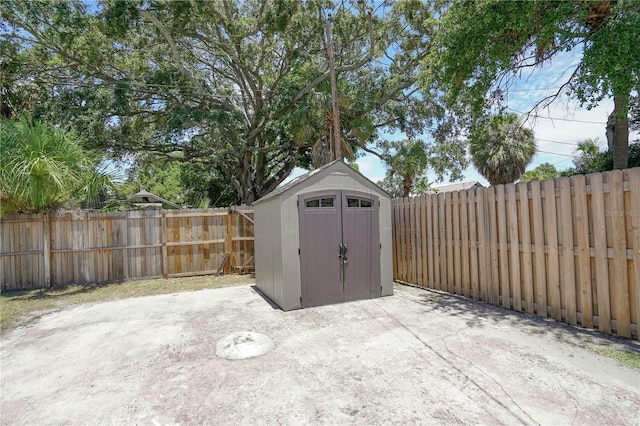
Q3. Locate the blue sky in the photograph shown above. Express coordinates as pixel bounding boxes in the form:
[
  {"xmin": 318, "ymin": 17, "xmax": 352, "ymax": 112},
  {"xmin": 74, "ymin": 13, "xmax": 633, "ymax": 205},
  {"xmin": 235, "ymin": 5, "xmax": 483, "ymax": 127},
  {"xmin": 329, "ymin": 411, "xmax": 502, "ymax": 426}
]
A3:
[{"xmin": 287, "ymin": 50, "xmax": 638, "ymax": 187}]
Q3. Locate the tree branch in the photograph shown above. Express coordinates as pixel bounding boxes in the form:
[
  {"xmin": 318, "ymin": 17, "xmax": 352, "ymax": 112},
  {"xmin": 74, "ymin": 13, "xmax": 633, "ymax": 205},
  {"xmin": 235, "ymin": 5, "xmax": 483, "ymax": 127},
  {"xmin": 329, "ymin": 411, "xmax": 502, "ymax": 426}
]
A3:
[
  {"xmin": 138, "ymin": 10, "xmax": 204, "ymax": 93},
  {"xmin": 292, "ymin": 12, "xmax": 375, "ymax": 104}
]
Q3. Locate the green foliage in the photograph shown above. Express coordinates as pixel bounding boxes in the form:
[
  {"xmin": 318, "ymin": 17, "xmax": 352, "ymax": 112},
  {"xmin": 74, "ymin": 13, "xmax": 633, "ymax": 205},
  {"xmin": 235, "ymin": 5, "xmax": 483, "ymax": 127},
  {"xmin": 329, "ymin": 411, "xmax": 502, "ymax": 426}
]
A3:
[
  {"xmin": 0, "ymin": 118, "xmax": 90, "ymax": 215},
  {"xmin": 75, "ymin": 160, "xmax": 125, "ymax": 210},
  {"xmin": 469, "ymin": 113, "xmax": 536, "ymax": 185},
  {"xmin": 561, "ymin": 141, "xmax": 640, "ymax": 176},
  {"xmin": 376, "ymin": 138, "xmax": 464, "ymax": 197},
  {"xmin": 2, "ymin": 0, "xmax": 466, "ymax": 203},
  {"xmin": 131, "ymin": 156, "xmax": 185, "ymax": 204},
  {"xmin": 573, "ymin": 138, "xmax": 603, "ymax": 170},
  {"xmin": 376, "ymin": 173, "xmax": 404, "ymax": 199},
  {"xmin": 128, "ymin": 154, "xmax": 240, "ymax": 208},
  {"xmin": 378, "ymin": 139, "xmax": 429, "ymax": 198},
  {"xmin": 520, "ymin": 163, "xmax": 559, "ymax": 182},
  {"xmin": 423, "ymin": 0, "xmax": 640, "ymax": 168}
]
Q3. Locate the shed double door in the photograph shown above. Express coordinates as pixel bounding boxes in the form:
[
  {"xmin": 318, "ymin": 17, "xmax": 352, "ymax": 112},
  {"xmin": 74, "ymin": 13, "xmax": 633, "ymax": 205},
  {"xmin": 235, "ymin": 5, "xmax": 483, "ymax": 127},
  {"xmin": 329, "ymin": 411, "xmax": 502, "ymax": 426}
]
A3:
[{"xmin": 298, "ymin": 190, "xmax": 380, "ymax": 308}]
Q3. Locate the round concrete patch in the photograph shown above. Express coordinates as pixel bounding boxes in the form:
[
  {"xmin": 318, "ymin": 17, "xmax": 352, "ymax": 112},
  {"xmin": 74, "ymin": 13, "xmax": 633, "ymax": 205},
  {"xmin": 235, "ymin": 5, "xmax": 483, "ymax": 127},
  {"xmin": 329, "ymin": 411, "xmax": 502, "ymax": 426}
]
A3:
[{"xmin": 215, "ymin": 331, "xmax": 274, "ymax": 360}]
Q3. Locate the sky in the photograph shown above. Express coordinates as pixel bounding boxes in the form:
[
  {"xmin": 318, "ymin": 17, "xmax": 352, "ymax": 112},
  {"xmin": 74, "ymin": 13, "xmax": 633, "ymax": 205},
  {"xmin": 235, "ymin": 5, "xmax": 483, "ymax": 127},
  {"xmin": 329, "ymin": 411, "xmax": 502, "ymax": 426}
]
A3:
[{"xmin": 285, "ymin": 50, "xmax": 638, "ymax": 187}]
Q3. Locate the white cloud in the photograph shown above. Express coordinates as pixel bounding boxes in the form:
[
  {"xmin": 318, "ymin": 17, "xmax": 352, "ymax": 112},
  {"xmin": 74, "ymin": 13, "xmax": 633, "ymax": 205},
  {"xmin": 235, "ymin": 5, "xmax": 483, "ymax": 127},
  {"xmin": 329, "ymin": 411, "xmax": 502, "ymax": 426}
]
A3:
[{"xmin": 355, "ymin": 153, "xmax": 387, "ymax": 183}]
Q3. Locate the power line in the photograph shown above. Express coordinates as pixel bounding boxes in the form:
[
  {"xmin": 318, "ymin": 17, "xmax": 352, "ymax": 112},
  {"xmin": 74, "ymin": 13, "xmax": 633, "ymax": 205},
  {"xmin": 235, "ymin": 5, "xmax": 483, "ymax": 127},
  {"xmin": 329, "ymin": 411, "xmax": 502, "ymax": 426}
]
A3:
[
  {"xmin": 536, "ymin": 149, "xmax": 574, "ymax": 157},
  {"xmin": 508, "ymin": 107, "xmax": 607, "ymax": 124},
  {"xmin": 536, "ymin": 138, "xmax": 578, "ymax": 146}
]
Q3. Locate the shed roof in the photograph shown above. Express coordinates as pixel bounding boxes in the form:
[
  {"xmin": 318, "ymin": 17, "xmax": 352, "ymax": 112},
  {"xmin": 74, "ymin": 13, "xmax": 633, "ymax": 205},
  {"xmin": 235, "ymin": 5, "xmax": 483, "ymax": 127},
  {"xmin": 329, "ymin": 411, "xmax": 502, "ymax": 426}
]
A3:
[
  {"xmin": 128, "ymin": 187, "xmax": 181, "ymax": 209},
  {"xmin": 254, "ymin": 160, "xmax": 389, "ymax": 205}
]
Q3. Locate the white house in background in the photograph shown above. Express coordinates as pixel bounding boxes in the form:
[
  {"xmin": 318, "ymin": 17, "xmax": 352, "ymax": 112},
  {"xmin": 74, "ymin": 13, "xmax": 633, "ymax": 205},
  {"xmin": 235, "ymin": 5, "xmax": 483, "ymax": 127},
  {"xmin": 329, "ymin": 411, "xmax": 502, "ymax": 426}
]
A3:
[{"xmin": 431, "ymin": 181, "xmax": 484, "ymax": 193}]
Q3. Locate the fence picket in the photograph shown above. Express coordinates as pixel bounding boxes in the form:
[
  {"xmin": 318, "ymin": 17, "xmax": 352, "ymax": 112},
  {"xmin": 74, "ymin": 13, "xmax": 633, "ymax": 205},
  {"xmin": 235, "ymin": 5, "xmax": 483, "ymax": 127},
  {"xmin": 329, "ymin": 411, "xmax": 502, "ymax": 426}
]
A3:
[
  {"xmin": 544, "ymin": 179, "xmax": 562, "ymax": 321},
  {"xmin": 410, "ymin": 197, "xmax": 418, "ymax": 284},
  {"xmin": 452, "ymin": 191, "xmax": 461, "ymax": 295},
  {"xmin": 439, "ymin": 194, "xmax": 447, "ymax": 292},
  {"xmin": 573, "ymin": 175, "xmax": 593, "ymax": 328},
  {"xmin": 518, "ymin": 182, "xmax": 535, "ymax": 315},
  {"xmin": 433, "ymin": 194, "xmax": 441, "ymax": 290},
  {"xmin": 487, "ymin": 187, "xmax": 500, "ymax": 305},
  {"xmin": 629, "ymin": 168, "xmax": 640, "ymax": 337},
  {"xmin": 560, "ymin": 177, "xmax": 577, "ymax": 325},
  {"xmin": 507, "ymin": 184, "xmax": 521, "ymax": 311},
  {"xmin": 420, "ymin": 195, "xmax": 428, "ymax": 288},
  {"xmin": 426, "ymin": 195, "xmax": 434, "ymax": 288},
  {"xmin": 459, "ymin": 190, "xmax": 470, "ymax": 297},
  {"xmin": 445, "ymin": 192, "xmax": 454, "ymax": 294},
  {"xmin": 610, "ymin": 170, "xmax": 631, "ymax": 337},
  {"xmin": 496, "ymin": 185, "xmax": 510, "ymax": 308},
  {"xmin": 530, "ymin": 181, "xmax": 547, "ymax": 317},
  {"xmin": 591, "ymin": 173, "xmax": 612, "ymax": 333},
  {"xmin": 468, "ymin": 189, "xmax": 479, "ymax": 300}
]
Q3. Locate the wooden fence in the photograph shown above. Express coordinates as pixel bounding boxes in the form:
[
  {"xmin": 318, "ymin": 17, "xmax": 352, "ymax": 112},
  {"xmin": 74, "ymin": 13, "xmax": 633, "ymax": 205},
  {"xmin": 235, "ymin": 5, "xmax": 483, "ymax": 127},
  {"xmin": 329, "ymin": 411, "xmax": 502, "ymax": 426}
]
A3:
[
  {"xmin": 0, "ymin": 207, "xmax": 254, "ymax": 291},
  {"xmin": 392, "ymin": 168, "xmax": 640, "ymax": 340}
]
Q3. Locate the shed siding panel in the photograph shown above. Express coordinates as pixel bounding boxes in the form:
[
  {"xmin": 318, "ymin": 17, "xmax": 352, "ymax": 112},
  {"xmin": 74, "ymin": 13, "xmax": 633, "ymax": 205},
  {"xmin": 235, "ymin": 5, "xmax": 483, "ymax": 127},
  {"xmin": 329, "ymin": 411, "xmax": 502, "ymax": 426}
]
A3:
[{"xmin": 255, "ymin": 198, "xmax": 285, "ymax": 308}]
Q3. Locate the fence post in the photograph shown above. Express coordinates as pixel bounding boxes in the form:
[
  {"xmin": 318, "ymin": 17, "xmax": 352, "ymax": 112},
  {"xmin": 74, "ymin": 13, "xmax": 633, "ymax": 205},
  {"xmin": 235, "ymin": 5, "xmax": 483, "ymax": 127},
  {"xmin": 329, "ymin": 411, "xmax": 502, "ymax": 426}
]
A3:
[{"xmin": 43, "ymin": 213, "xmax": 52, "ymax": 287}]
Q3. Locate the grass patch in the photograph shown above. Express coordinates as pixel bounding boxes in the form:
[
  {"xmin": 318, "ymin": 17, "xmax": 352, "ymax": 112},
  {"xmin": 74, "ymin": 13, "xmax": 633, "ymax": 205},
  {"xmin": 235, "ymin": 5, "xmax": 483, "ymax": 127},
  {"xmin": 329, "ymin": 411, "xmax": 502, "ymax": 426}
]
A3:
[
  {"xmin": 596, "ymin": 347, "xmax": 640, "ymax": 369},
  {"xmin": 1, "ymin": 274, "xmax": 254, "ymax": 334}
]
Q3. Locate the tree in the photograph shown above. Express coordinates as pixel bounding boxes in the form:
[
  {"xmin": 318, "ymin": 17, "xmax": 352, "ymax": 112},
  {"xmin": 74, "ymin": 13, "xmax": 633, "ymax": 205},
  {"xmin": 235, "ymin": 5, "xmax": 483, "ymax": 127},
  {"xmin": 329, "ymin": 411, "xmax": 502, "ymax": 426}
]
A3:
[
  {"xmin": 561, "ymin": 140, "xmax": 640, "ymax": 176},
  {"xmin": 289, "ymin": 81, "xmax": 376, "ymax": 168},
  {"xmin": 128, "ymin": 154, "xmax": 241, "ymax": 208},
  {"xmin": 0, "ymin": 118, "xmax": 90, "ymax": 215},
  {"xmin": 424, "ymin": 0, "xmax": 640, "ymax": 169},
  {"xmin": 573, "ymin": 138, "xmax": 602, "ymax": 170},
  {"xmin": 75, "ymin": 159, "xmax": 125, "ymax": 209},
  {"xmin": 469, "ymin": 113, "xmax": 536, "ymax": 185},
  {"xmin": 376, "ymin": 173, "xmax": 404, "ymax": 198},
  {"xmin": 519, "ymin": 163, "xmax": 559, "ymax": 182},
  {"xmin": 375, "ymin": 137, "xmax": 466, "ymax": 197},
  {"xmin": 2, "ymin": 0, "xmax": 457, "ymax": 203},
  {"xmin": 378, "ymin": 139, "xmax": 429, "ymax": 197}
]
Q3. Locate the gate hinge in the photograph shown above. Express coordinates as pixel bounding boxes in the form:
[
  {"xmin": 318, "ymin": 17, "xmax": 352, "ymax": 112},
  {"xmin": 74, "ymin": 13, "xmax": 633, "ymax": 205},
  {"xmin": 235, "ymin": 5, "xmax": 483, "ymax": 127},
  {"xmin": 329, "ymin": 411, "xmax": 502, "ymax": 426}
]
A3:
[
  {"xmin": 297, "ymin": 199, "xmax": 299, "ymax": 206},
  {"xmin": 300, "ymin": 296, "xmax": 302, "ymax": 303},
  {"xmin": 298, "ymin": 248, "xmax": 301, "ymax": 255},
  {"xmin": 380, "ymin": 243, "xmax": 382, "ymax": 249}
]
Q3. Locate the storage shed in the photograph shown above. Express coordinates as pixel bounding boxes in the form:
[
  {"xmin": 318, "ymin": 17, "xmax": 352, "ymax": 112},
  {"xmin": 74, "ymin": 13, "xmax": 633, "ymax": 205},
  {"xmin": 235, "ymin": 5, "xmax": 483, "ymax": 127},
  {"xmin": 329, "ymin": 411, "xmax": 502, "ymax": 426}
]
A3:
[{"xmin": 254, "ymin": 160, "xmax": 393, "ymax": 311}]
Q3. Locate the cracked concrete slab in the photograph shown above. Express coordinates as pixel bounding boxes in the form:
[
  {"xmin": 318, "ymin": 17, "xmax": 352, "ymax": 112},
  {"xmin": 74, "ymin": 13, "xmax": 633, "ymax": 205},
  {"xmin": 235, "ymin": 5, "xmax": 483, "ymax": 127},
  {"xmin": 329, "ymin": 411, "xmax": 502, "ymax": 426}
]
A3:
[{"xmin": 1, "ymin": 283, "xmax": 638, "ymax": 425}]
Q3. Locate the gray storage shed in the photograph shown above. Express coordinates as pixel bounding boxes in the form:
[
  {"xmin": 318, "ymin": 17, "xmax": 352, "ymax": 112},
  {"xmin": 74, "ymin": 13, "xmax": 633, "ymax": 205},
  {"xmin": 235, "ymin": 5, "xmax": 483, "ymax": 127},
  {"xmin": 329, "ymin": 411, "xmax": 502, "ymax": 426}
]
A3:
[{"xmin": 254, "ymin": 160, "xmax": 393, "ymax": 311}]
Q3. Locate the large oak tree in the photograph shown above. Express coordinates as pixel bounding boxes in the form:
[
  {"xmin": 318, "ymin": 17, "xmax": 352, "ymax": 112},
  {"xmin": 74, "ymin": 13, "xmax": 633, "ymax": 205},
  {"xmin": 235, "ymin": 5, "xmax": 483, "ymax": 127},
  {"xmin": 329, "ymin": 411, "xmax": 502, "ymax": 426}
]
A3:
[{"xmin": 2, "ymin": 0, "xmax": 465, "ymax": 203}]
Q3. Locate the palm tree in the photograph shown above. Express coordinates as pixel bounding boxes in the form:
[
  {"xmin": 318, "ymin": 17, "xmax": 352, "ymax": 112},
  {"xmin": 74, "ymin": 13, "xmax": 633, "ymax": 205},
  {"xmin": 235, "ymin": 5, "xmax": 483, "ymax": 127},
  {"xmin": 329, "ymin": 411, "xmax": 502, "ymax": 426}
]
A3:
[
  {"xmin": 75, "ymin": 159, "xmax": 125, "ymax": 209},
  {"xmin": 469, "ymin": 113, "xmax": 536, "ymax": 185},
  {"xmin": 0, "ymin": 118, "xmax": 90, "ymax": 215},
  {"xmin": 573, "ymin": 138, "xmax": 602, "ymax": 169},
  {"xmin": 379, "ymin": 139, "xmax": 429, "ymax": 197},
  {"xmin": 290, "ymin": 83, "xmax": 376, "ymax": 168}
]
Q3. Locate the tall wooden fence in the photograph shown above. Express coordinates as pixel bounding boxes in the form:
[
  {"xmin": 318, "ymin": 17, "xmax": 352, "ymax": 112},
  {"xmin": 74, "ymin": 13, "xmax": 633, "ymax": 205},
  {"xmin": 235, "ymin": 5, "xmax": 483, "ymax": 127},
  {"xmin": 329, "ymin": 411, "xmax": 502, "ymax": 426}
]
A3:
[
  {"xmin": 392, "ymin": 168, "xmax": 640, "ymax": 340},
  {"xmin": 0, "ymin": 207, "xmax": 254, "ymax": 291}
]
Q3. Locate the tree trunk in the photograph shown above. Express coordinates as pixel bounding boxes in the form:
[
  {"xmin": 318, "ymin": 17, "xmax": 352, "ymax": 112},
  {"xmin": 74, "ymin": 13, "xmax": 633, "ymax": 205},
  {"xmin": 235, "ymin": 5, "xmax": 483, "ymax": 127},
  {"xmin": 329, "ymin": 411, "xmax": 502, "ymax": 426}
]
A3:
[
  {"xmin": 402, "ymin": 176, "xmax": 412, "ymax": 198},
  {"xmin": 606, "ymin": 110, "xmax": 615, "ymax": 151},
  {"xmin": 612, "ymin": 94, "xmax": 629, "ymax": 170}
]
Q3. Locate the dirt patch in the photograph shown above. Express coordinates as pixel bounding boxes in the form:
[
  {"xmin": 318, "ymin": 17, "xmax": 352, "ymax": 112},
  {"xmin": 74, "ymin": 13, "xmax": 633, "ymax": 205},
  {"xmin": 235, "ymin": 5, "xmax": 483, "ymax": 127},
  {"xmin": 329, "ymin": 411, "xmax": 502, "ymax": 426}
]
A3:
[{"xmin": 0, "ymin": 274, "xmax": 253, "ymax": 333}]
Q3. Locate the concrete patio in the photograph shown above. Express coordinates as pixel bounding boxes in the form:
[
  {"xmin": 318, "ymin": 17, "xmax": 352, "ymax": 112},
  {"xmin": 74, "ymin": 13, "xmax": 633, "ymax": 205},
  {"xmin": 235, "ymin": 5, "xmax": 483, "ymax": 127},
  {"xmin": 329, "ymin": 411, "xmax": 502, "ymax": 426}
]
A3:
[{"xmin": 1, "ymin": 283, "xmax": 638, "ymax": 425}]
